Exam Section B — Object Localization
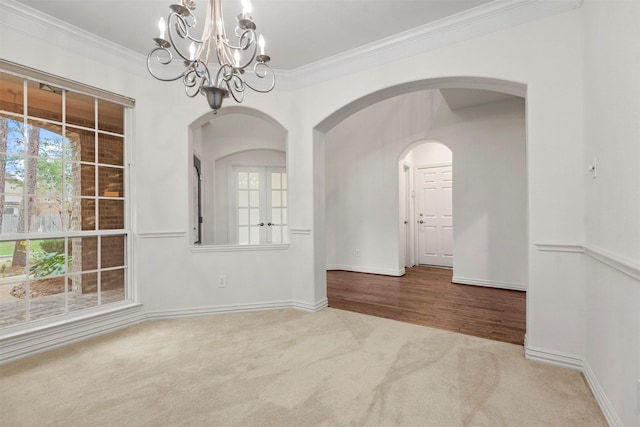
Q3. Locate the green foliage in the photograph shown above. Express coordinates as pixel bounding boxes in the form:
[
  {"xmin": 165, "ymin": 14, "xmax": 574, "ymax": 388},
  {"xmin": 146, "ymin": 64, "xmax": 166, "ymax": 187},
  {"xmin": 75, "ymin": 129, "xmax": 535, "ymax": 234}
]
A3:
[
  {"xmin": 30, "ymin": 251, "xmax": 70, "ymax": 278},
  {"xmin": 40, "ymin": 239, "xmax": 65, "ymax": 254}
]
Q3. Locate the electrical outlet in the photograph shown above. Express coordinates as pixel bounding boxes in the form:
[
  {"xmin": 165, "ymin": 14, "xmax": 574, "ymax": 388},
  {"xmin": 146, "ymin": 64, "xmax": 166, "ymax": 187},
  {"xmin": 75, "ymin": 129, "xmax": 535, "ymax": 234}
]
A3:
[
  {"xmin": 355, "ymin": 248, "xmax": 360, "ymax": 257},
  {"xmin": 218, "ymin": 275, "xmax": 227, "ymax": 288}
]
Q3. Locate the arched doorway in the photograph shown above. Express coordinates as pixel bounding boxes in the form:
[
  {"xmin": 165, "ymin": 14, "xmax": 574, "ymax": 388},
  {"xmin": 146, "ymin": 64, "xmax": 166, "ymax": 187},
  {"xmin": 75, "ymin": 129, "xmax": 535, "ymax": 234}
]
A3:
[
  {"xmin": 400, "ymin": 141, "xmax": 453, "ymax": 270},
  {"xmin": 319, "ymin": 77, "xmax": 527, "ymax": 343}
]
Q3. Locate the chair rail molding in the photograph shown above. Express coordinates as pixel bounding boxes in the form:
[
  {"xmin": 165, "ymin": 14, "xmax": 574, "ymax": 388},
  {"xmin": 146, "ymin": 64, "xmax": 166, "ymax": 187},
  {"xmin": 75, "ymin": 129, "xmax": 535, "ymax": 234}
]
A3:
[
  {"xmin": 137, "ymin": 231, "xmax": 187, "ymax": 239},
  {"xmin": 289, "ymin": 228, "xmax": 312, "ymax": 235},
  {"xmin": 534, "ymin": 242, "xmax": 640, "ymax": 281},
  {"xmin": 189, "ymin": 243, "xmax": 289, "ymax": 253}
]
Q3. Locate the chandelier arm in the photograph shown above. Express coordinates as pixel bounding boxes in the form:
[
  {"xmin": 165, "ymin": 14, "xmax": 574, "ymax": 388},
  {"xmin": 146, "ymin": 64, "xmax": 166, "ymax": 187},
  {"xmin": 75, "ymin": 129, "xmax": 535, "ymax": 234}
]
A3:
[
  {"xmin": 226, "ymin": 76, "xmax": 245, "ymax": 104},
  {"xmin": 147, "ymin": 47, "xmax": 187, "ymax": 82},
  {"xmin": 183, "ymin": 60, "xmax": 212, "ymax": 97},
  {"xmin": 242, "ymin": 63, "xmax": 276, "ymax": 93},
  {"xmin": 215, "ymin": 65, "xmax": 245, "ymax": 103},
  {"xmin": 215, "ymin": 63, "xmax": 234, "ymax": 86},
  {"xmin": 231, "ymin": 73, "xmax": 245, "ymax": 93},
  {"xmin": 167, "ymin": 12, "xmax": 206, "ymax": 63},
  {"xmin": 219, "ymin": 29, "xmax": 258, "ymax": 69}
]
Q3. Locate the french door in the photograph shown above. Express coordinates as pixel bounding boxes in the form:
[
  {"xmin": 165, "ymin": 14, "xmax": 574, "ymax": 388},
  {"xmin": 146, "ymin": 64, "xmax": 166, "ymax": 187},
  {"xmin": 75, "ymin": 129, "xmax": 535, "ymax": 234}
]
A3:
[{"xmin": 234, "ymin": 166, "xmax": 287, "ymax": 244}]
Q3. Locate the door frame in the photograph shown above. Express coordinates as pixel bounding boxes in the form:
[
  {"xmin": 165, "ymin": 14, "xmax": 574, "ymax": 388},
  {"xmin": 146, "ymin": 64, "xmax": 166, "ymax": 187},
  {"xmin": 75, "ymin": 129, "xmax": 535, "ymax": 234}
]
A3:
[
  {"xmin": 401, "ymin": 162, "xmax": 414, "ymax": 268},
  {"xmin": 414, "ymin": 161, "xmax": 453, "ymax": 268}
]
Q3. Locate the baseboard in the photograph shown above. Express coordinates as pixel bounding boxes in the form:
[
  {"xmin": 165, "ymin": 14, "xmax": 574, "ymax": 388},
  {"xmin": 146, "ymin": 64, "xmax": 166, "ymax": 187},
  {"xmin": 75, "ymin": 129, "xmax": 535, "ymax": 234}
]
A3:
[
  {"xmin": 524, "ymin": 345, "xmax": 583, "ymax": 370},
  {"xmin": 452, "ymin": 276, "xmax": 527, "ymax": 291},
  {"xmin": 526, "ymin": 346, "xmax": 625, "ymax": 425},
  {"xmin": 292, "ymin": 298, "xmax": 328, "ymax": 312},
  {"xmin": 0, "ymin": 303, "xmax": 145, "ymax": 365},
  {"xmin": 326, "ymin": 264, "xmax": 405, "ymax": 276},
  {"xmin": 145, "ymin": 300, "xmax": 294, "ymax": 320},
  {"xmin": 582, "ymin": 359, "xmax": 624, "ymax": 427},
  {"xmin": 1, "ymin": 298, "xmax": 327, "ymax": 364}
]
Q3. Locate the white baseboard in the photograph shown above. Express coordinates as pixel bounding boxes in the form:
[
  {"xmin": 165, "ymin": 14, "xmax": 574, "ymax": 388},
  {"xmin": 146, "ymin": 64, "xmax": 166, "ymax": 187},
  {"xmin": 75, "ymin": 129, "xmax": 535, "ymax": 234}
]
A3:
[
  {"xmin": 146, "ymin": 298, "xmax": 329, "ymax": 320},
  {"xmin": 526, "ymin": 346, "xmax": 625, "ymax": 425},
  {"xmin": 452, "ymin": 276, "xmax": 527, "ymax": 291},
  {"xmin": 326, "ymin": 264, "xmax": 405, "ymax": 276},
  {"xmin": 292, "ymin": 298, "xmax": 328, "ymax": 312},
  {"xmin": 1, "ymin": 298, "xmax": 330, "ymax": 364},
  {"xmin": 0, "ymin": 303, "xmax": 145, "ymax": 365},
  {"xmin": 583, "ymin": 359, "xmax": 624, "ymax": 427},
  {"xmin": 524, "ymin": 345, "xmax": 583, "ymax": 370},
  {"xmin": 145, "ymin": 300, "xmax": 293, "ymax": 320}
]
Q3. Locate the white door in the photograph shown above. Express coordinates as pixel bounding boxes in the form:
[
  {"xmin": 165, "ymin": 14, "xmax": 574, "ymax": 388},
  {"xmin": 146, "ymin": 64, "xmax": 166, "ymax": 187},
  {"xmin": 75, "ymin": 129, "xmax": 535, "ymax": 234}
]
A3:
[{"xmin": 416, "ymin": 164, "xmax": 453, "ymax": 267}]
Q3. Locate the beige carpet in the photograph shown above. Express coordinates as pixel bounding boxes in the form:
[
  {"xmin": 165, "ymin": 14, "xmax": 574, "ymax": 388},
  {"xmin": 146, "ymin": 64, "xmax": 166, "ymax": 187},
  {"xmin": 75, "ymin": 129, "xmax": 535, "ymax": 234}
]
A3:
[{"xmin": 0, "ymin": 308, "xmax": 605, "ymax": 426}]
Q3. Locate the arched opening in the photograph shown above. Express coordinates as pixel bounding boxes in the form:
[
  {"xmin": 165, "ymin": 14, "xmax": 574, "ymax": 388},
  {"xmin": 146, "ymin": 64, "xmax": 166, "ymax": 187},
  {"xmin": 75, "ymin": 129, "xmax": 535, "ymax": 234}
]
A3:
[
  {"xmin": 319, "ymin": 77, "xmax": 527, "ymax": 343},
  {"xmin": 189, "ymin": 106, "xmax": 288, "ymax": 246}
]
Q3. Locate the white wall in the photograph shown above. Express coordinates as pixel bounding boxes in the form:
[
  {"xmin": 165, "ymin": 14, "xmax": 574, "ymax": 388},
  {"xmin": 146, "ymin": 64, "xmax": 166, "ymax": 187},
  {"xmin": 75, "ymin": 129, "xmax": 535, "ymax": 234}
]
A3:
[
  {"xmin": 581, "ymin": 1, "xmax": 640, "ymax": 425},
  {"xmin": 326, "ymin": 93, "xmax": 527, "ymax": 289}
]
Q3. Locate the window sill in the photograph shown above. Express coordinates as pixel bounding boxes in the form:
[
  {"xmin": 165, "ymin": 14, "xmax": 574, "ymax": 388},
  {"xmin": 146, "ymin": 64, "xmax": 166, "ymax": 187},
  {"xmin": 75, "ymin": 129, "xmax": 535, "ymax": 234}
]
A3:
[{"xmin": 0, "ymin": 302, "xmax": 145, "ymax": 364}]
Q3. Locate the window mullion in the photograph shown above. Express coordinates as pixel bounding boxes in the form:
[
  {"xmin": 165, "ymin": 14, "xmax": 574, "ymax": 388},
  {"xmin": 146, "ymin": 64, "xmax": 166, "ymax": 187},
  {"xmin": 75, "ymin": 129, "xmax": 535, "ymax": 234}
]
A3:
[
  {"xmin": 94, "ymin": 98, "xmax": 99, "ymax": 232},
  {"xmin": 97, "ymin": 235, "xmax": 101, "ymax": 306},
  {"xmin": 21, "ymin": 77, "xmax": 28, "ymax": 238}
]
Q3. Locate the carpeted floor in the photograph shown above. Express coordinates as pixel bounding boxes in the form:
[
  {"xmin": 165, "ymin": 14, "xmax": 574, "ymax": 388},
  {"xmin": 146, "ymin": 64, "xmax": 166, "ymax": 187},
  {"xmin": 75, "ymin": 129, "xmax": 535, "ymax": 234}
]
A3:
[{"xmin": 0, "ymin": 308, "xmax": 606, "ymax": 426}]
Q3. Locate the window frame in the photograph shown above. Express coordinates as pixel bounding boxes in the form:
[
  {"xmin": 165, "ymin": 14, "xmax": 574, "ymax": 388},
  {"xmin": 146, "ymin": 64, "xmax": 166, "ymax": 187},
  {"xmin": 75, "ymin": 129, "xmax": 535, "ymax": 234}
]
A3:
[{"xmin": 0, "ymin": 62, "xmax": 133, "ymax": 331}]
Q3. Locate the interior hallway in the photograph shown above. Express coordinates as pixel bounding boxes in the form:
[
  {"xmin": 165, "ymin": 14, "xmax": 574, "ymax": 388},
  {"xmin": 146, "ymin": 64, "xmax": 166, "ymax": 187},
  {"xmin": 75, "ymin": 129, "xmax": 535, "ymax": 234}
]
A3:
[{"xmin": 327, "ymin": 266, "xmax": 526, "ymax": 345}]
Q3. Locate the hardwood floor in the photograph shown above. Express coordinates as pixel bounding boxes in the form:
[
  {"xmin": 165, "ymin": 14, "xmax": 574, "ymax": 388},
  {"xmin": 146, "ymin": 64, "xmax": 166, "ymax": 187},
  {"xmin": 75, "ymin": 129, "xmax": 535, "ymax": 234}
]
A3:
[{"xmin": 327, "ymin": 266, "xmax": 526, "ymax": 345}]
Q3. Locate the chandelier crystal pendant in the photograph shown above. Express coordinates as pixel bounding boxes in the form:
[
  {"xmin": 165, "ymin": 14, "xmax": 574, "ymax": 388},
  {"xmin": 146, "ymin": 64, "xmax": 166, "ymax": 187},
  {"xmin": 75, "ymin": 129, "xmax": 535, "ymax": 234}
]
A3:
[{"xmin": 147, "ymin": 0, "xmax": 275, "ymax": 113}]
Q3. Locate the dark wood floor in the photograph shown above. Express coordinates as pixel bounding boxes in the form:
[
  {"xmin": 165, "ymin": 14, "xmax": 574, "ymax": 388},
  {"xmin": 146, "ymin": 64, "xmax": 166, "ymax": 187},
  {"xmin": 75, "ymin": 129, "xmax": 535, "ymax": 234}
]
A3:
[{"xmin": 327, "ymin": 266, "xmax": 526, "ymax": 345}]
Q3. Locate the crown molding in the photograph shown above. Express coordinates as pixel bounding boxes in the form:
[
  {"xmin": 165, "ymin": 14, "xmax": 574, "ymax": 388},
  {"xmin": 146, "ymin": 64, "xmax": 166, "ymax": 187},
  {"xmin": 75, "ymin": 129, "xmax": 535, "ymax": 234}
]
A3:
[
  {"xmin": 1, "ymin": 0, "xmax": 583, "ymax": 90},
  {"xmin": 276, "ymin": 0, "xmax": 583, "ymax": 90},
  {"xmin": 0, "ymin": 0, "xmax": 145, "ymax": 77}
]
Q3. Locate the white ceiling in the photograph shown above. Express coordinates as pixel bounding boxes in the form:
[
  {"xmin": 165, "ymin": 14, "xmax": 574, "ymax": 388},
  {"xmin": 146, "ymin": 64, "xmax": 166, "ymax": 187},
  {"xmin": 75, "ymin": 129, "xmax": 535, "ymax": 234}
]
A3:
[{"xmin": 14, "ymin": 0, "xmax": 494, "ymax": 71}]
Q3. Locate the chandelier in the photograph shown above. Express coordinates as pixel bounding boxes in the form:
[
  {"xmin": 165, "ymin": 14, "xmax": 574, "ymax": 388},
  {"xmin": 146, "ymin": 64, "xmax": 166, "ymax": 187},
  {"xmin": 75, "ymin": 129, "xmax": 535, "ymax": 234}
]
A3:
[{"xmin": 147, "ymin": 0, "xmax": 275, "ymax": 113}]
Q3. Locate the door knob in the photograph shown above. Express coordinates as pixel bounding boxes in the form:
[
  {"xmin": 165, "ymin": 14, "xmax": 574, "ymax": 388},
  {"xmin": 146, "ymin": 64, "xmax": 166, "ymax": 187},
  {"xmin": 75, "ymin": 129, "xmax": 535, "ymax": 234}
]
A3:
[
  {"xmin": 257, "ymin": 222, "xmax": 265, "ymax": 226},
  {"xmin": 267, "ymin": 222, "xmax": 272, "ymax": 226},
  {"xmin": 404, "ymin": 221, "xmax": 408, "ymax": 224},
  {"xmin": 419, "ymin": 220, "xmax": 424, "ymax": 224}
]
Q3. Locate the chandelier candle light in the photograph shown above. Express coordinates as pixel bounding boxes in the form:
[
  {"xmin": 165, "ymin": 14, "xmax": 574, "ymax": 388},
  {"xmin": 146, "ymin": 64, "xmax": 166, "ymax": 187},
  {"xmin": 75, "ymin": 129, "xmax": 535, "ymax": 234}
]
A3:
[{"xmin": 147, "ymin": 0, "xmax": 275, "ymax": 112}]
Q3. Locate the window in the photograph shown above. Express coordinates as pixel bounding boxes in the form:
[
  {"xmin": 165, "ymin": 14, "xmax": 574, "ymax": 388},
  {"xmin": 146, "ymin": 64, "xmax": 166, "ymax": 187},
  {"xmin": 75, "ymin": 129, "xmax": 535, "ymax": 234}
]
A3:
[
  {"xmin": 235, "ymin": 167, "xmax": 287, "ymax": 244},
  {"xmin": 0, "ymin": 64, "xmax": 132, "ymax": 329}
]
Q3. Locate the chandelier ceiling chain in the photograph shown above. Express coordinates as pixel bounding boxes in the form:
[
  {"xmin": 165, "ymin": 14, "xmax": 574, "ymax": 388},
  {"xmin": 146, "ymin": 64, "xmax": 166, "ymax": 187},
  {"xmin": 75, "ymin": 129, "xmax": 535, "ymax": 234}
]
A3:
[{"xmin": 147, "ymin": 0, "xmax": 275, "ymax": 113}]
